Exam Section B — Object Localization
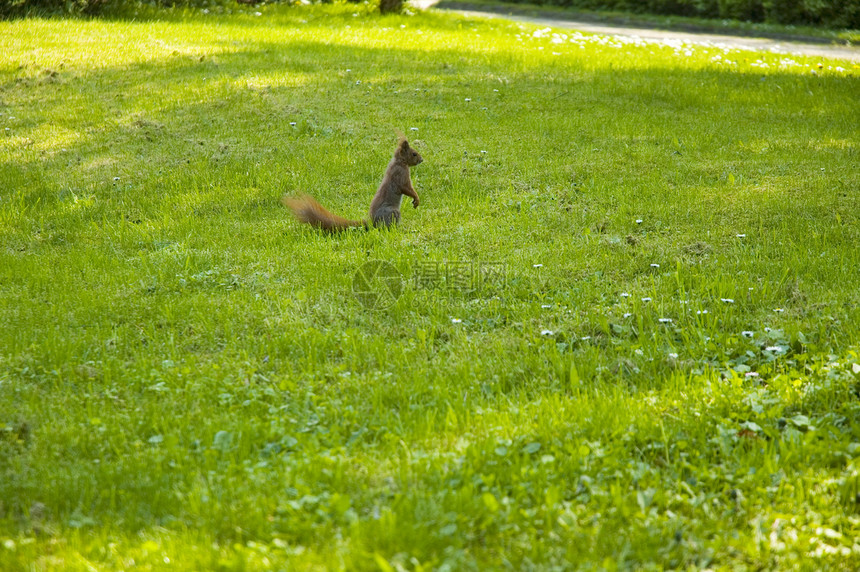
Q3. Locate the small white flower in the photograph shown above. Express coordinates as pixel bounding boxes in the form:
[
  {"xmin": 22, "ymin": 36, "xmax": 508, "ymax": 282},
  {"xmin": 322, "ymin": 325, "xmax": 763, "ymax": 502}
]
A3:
[
  {"xmin": 289, "ymin": 122, "xmax": 297, "ymax": 126},
  {"xmin": 493, "ymin": 89, "xmax": 499, "ymax": 92},
  {"xmin": 254, "ymin": 11, "xmax": 262, "ymax": 16},
  {"xmin": 113, "ymin": 177, "xmax": 120, "ymax": 181},
  {"xmin": 680, "ymin": 300, "xmax": 688, "ymax": 304},
  {"xmin": 736, "ymin": 234, "xmax": 746, "ymax": 238},
  {"xmin": 346, "ymin": 69, "xmax": 351, "ymax": 72},
  {"xmin": 451, "ymin": 318, "xmax": 462, "ymax": 324},
  {"xmin": 580, "ymin": 336, "xmax": 591, "ymax": 341},
  {"xmin": 668, "ymin": 353, "xmax": 678, "ymax": 359},
  {"xmin": 641, "ymin": 297, "xmax": 652, "ymax": 302},
  {"xmin": 410, "ymin": 127, "xmax": 419, "ymax": 132},
  {"xmin": 541, "ymin": 329, "xmax": 554, "ymax": 336},
  {"xmin": 658, "ymin": 318, "xmax": 672, "ymax": 324},
  {"xmin": 741, "ymin": 331, "xmax": 754, "ymax": 338},
  {"xmin": 620, "ymin": 292, "xmax": 630, "ymax": 298},
  {"xmin": 541, "ymin": 304, "xmax": 552, "ymax": 309},
  {"xmin": 480, "ymin": 150, "xmax": 487, "ymax": 154},
  {"xmin": 356, "ymin": 80, "xmax": 361, "ymax": 85},
  {"xmin": 765, "ymin": 346, "xmax": 782, "ymax": 352},
  {"xmin": 721, "ymin": 298, "xmax": 735, "ymax": 303},
  {"xmin": 696, "ymin": 310, "xmax": 709, "ymax": 315},
  {"xmin": 635, "ymin": 349, "xmax": 644, "ymax": 356},
  {"xmin": 764, "ymin": 327, "xmax": 772, "ymax": 332},
  {"xmin": 533, "ymin": 264, "xmax": 543, "ymax": 268},
  {"xmin": 636, "ymin": 219, "xmax": 643, "ymax": 224},
  {"xmin": 774, "ymin": 308, "xmax": 784, "ymax": 313},
  {"xmin": 745, "ymin": 372, "xmax": 760, "ymax": 378},
  {"xmin": 623, "ymin": 313, "xmax": 633, "ymax": 318},
  {"xmin": 650, "ymin": 263, "xmax": 660, "ymax": 268},
  {"xmin": 465, "ymin": 98, "xmax": 472, "ymax": 102}
]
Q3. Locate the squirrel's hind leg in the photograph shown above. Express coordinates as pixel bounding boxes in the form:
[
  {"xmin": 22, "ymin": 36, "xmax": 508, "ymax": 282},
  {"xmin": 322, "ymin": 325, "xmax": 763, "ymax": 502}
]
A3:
[{"xmin": 371, "ymin": 208, "xmax": 400, "ymax": 228}]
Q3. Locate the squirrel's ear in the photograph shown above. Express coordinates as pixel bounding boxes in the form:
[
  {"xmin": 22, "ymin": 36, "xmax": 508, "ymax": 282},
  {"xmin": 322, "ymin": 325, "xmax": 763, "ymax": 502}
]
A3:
[{"xmin": 399, "ymin": 138, "xmax": 410, "ymax": 150}]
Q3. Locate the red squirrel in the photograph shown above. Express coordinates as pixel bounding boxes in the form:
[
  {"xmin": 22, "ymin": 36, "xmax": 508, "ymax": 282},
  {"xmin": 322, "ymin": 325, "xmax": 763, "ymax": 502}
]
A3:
[{"xmin": 282, "ymin": 138, "xmax": 423, "ymax": 231}]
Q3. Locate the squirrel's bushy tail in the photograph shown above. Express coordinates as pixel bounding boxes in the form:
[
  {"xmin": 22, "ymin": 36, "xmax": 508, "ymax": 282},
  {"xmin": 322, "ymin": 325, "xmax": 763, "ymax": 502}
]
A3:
[{"xmin": 282, "ymin": 194, "xmax": 366, "ymax": 232}]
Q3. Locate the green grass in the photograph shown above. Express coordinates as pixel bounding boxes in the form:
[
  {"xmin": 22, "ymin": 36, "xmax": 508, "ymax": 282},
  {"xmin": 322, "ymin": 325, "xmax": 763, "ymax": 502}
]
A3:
[
  {"xmin": 436, "ymin": 0, "xmax": 860, "ymax": 44},
  {"xmin": 1, "ymin": 3, "xmax": 860, "ymax": 570}
]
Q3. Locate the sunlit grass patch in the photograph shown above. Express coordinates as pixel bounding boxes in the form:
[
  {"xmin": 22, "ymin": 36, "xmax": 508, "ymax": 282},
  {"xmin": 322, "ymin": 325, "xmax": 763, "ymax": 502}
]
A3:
[{"xmin": 1, "ymin": 3, "xmax": 859, "ymax": 570}]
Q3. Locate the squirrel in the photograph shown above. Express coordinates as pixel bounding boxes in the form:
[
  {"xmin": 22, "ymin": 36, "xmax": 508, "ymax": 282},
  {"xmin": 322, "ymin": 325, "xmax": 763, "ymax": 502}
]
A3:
[{"xmin": 282, "ymin": 138, "xmax": 423, "ymax": 231}]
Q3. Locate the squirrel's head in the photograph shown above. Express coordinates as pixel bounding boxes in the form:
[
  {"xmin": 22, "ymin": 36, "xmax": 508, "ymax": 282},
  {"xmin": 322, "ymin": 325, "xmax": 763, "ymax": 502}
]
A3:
[{"xmin": 396, "ymin": 138, "xmax": 423, "ymax": 166}]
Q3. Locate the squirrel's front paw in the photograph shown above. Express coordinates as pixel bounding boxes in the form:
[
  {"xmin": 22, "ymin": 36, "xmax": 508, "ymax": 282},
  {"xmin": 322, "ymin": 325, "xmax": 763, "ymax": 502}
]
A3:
[{"xmin": 412, "ymin": 197, "xmax": 420, "ymax": 208}]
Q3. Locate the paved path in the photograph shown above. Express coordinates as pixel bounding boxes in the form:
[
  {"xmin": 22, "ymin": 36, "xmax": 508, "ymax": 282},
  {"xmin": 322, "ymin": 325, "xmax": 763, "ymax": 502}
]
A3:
[{"xmin": 413, "ymin": 1, "xmax": 860, "ymax": 62}]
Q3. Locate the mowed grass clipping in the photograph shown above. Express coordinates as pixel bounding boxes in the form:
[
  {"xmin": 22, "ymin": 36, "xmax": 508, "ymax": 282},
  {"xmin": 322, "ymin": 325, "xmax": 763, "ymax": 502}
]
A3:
[{"xmin": 1, "ymin": 4, "xmax": 859, "ymax": 570}]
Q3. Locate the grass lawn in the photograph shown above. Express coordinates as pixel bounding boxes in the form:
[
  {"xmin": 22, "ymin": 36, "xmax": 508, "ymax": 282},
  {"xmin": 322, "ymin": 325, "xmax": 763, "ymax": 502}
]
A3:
[
  {"xmin": 434, "ymin": 0, "xmax": 860, "ymax": 45},
  {"xmin": 1, "ymin": 3, "xmax": 859, "ymax": 569}
]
